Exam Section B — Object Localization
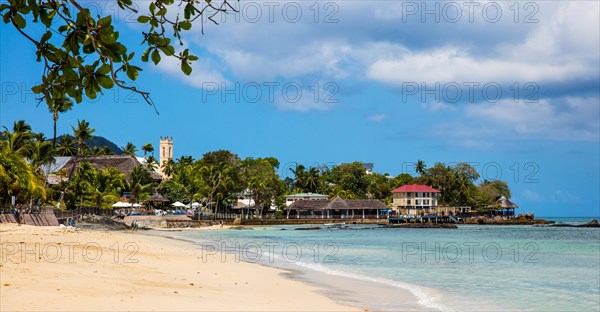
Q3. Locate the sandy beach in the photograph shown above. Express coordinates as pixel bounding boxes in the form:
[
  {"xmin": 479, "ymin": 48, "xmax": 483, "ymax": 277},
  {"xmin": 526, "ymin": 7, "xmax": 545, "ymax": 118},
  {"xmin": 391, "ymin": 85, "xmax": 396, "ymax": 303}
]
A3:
[{"xmin": 0, "ymin": 224, "xmax": 357, "ymax": 311}]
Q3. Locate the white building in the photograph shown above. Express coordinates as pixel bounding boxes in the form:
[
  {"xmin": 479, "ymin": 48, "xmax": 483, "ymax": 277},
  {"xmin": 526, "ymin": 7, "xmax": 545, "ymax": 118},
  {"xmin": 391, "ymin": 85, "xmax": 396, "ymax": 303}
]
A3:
[{"xmin": 285, "ymin": 193, "xmax": 329, "ymax": 207}]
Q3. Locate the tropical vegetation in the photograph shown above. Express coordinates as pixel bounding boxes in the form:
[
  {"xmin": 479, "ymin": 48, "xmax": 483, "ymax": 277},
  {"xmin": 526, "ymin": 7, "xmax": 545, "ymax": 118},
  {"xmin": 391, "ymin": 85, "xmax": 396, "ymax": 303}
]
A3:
[{"xmin": 1, "ymin": 120, "xmax": 513, "ymax": 215}]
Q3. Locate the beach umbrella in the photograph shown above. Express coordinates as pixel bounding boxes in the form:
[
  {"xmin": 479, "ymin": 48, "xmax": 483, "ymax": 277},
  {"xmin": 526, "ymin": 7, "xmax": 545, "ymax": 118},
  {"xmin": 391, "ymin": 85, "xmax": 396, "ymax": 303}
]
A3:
[
  {"xmin": 171, "ymin": 201, "xmax": 187, "ymax": 207},
  {"xmin": 112, "ymin": 202, "xmax": 130, "ymax": 208}
]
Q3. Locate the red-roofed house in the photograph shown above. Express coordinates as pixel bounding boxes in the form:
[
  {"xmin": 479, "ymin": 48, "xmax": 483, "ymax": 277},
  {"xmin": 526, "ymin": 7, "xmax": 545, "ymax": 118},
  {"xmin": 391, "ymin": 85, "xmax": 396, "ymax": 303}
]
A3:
[{"xmin": 391, "ymin": 184, "xmax": 440, "ymax": 216}]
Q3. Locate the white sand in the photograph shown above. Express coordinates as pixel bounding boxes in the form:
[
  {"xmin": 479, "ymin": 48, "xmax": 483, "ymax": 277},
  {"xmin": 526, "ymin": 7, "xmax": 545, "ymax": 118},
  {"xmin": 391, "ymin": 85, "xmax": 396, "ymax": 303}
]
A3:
[{"xmin": 0, "ymin": 224, "xmax": 358, "ymax": 311}]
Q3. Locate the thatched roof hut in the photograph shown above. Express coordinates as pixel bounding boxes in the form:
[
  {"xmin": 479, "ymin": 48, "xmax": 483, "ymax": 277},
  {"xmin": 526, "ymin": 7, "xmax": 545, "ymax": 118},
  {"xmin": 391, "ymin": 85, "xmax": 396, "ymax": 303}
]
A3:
[
  {"xmin": 287, "ymin": 197, "xmax": 388, "ymax": 211},
  {"xmin": 60, "ymin": 155, "xmax": 162, "ymax": 181},
  {"xmin": 488, "ymin": 196, "xmax": 519, "ymax": 209},
  {"xmin": 144, "ymin": 193, "xmax": 169, "ymax": 203}
]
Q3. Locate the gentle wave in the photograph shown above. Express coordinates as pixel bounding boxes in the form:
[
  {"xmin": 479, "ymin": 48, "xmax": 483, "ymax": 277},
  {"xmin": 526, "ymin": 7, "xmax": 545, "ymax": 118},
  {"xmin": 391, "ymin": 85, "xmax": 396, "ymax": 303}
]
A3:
[{"xmin": 287, "ymin": 258, "xmax": 454, "ymax": 312}]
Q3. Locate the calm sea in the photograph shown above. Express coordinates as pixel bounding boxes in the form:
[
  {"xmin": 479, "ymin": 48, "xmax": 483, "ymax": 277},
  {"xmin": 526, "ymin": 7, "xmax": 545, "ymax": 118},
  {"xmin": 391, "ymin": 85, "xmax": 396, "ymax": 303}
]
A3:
[{"xmin": 165, "ymin": 218, "xmax": 600, "ymax": 311}]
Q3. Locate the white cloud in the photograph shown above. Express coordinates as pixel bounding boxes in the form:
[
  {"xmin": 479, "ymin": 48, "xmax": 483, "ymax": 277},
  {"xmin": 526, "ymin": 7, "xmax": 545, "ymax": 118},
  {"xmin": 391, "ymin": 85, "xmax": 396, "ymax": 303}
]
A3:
[
  {"xmin": 551, "ymin": 190, "xmax": 582, "ymax": 204},
  {"xmin": 430, "ymin": 96, "xmax": 600, "ymax": 142},
  {"xmin": 465, "ymin": 97, "xmax": 599, "ymax": 141},
  {"xmin": 367, "ymin": 47, "xmax": 592, "ymax": 86},
  {"xmin": 522, "ymin": 189, "xmax": 544, "ymax": 202},
  {"xmin": 155, "ymin": 55, "xmax": 229, "ymax": 89},
  {"xmin": 421, "ymin": 101, "xmax": 454, "ymax": 112},
  {"xmin": 367, "ymin": 114, "xmax": 390, "ymax": 122},
  {"xmin": 128, "ymin": 1, "xmax": 599, "ymax": 114}
]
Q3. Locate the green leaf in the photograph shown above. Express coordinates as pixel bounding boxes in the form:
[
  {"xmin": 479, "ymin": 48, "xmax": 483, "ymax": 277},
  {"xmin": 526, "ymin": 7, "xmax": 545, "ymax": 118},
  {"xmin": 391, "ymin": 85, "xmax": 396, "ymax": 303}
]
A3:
[
  {"xmin": 85, "ymin": 85, "xmax": 97, "ymax": 99},
  {"xmin": 12, "ymin": 13, "xmax": 26, "ymax": 28},
  {"xmin": 3, "ymin": 12, "xmax": 10, "ymax": 24},
  {"xmin": 187, "ymin": 55, "xmax": 198, "ymax": 61},
  {"xmin": 149, "ymin": 3, "xmax": 156, "ymax": 14},
  {"xmin": 151, "ymin": 50, "xmax": 161, "ymax": 65},
  {"xmin": 97, "ymin": 64, "xmax": 111, "ymax": 75},
  {"xmin": 179, "ymin": 20, "xmax": 191, "ymax": 30},
  {"xmin": 62, "ymin": 68, "xmax": 78, "ymax": 80},
  {"xmin": 141, "ymin": 49, "xmax": 150, "ymax": 62},
  {"xmin": 40, "ymin": 31, "xmax": 52, "ymax": 43},
  {"xmin": 39, "ymin": 9, "xmax": 52, "ymax": 27},
  {"xmin": 96, "ymin": 76, "xmax": 114, "ymax": 89},
  {"xmin": 126, "ymin": 66, "xmax": 138, "ymax": 80},
  {"xmin": 98, "ymin": 15, "xmax": 112, "ymax": 27},
  {"xmin": 159, "ymin": 45, "xmax": 175, "ymax": 56},
  {"xmin": 181, "ymin": 61, "xmax": 192, "ymax": 76},
  {"xmin": 137, "ymin": 15, "xmax": 150, "ymax": 23},
  {"xmin": 73, "ymin": 90, "xmax": 83, "ymax": 103},
  {"xmin": 83, "ymin": 44, "xmax": 95, "ymax": 54},
  {"xmin": 31, "ymin": 84, "xmax": 44, "ymax": 94}
]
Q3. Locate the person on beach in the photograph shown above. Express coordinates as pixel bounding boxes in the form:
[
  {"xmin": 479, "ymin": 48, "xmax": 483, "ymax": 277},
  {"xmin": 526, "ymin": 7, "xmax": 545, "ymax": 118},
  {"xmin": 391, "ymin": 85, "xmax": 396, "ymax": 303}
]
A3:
[{"xmin": 219, "ymin": 220, "xmax": 223, "ymax": 228}]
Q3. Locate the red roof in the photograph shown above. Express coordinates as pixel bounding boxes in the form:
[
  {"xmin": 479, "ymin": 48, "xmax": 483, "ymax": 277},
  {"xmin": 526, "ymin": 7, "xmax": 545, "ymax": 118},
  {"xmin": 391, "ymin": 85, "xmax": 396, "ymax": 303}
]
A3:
[{"xmin": 391, "ymin": 184, "xmax": 440, "ymax": 193}]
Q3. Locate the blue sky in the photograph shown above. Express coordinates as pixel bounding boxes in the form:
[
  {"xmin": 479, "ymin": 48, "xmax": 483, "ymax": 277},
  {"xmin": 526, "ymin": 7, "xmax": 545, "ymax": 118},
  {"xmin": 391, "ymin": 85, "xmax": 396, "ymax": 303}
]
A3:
[{"xmin": 1, "ymin": 1, "xmax": 599, "ymax": 217}]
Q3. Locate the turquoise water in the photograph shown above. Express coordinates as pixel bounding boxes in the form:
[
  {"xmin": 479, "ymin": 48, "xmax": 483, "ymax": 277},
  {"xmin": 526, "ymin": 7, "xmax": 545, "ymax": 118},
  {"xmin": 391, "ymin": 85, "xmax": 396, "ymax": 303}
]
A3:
[{"xmin": 168, "ymin": 223, "xmax": 600, "ymax": 311}]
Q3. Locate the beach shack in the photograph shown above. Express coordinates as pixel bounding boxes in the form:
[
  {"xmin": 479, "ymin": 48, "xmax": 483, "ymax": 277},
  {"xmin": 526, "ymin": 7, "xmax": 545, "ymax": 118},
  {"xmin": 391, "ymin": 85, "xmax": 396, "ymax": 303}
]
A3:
[
  {"xmin": 285, "ymin": 196, "xmax": 389, "ymax": 219},
  {"xmin": 488, "ymin": 196, "xmax": 518, "ymax": 216}
]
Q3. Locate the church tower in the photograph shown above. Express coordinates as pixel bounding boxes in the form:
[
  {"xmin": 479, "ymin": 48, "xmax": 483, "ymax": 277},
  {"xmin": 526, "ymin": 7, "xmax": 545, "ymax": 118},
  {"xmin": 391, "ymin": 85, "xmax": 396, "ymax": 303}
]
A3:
[{"xmin": 159, "ymin": 136, "xmax": 173, "ymax": 178}]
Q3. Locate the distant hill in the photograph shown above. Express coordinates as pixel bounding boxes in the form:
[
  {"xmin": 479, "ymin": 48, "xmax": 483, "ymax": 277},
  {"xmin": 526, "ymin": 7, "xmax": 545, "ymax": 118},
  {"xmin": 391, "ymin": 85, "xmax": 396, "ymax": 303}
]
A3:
[{"xmin": 57, "ymin": 135, "xmax": 123, "ymax": 155}]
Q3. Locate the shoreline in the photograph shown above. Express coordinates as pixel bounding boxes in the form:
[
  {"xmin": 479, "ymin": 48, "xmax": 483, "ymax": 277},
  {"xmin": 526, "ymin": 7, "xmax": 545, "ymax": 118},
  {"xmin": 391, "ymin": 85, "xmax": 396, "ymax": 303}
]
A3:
[
  {"xmin": 0, "ymin": 223, "xmax": 358, "ymax": 311},
  {"xmin": 153, "ymin": 225, "xmax": 446, "ymax": 312}
]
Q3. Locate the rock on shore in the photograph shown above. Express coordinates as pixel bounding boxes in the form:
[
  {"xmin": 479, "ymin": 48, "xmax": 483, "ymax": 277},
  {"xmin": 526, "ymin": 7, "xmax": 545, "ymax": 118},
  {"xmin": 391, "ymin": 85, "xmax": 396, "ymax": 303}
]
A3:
[
  {"xmin": 384, "ymin": 223, "xmax": 458, "ymax": 229},
  {"xmin": 464, "ymin": 214, "xmax": 550, "ymax": 225}
]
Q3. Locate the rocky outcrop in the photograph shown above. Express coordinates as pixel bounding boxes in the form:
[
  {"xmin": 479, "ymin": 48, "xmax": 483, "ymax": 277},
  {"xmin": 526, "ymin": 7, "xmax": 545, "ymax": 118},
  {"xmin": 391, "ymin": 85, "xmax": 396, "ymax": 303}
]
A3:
[
  {"xmin": 294, "ymin": 227, "xmax": 322, "ymax": 230},
  {"xmin": 229, "ymin": 226, "xmax": 254, "ymax": 230},
  {"xmin": 580, "ymin": 219, "xmax": 600, "ymax": 227},
  {"xmin": 464, "ymin": 215, "xmax": 550, "ymax": 225},
  {"xmin": 385, "ymin": 223, "xmax": 458, "ymax": 229},
  {"xmin": 549, "ymin": 219, "xmax": 599, "ymax": 228}
]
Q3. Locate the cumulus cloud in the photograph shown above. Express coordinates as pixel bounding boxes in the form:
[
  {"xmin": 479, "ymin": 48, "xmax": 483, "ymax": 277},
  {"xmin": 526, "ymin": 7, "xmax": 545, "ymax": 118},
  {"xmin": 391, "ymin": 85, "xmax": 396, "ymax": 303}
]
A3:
[
  {"xmin": 367, "ymin": 114, "xmax": 390, "ymax": 122},
  {"xmin": 154, "ymin": 53, "xmax": 229, "ymax": 89},
  {"xmin": 430, "ymin": 96, "xmax": 600, "ymax": 143},
  {"xmin": 128, "ymin": 1, "xmax": 598, "ymax": 113}
]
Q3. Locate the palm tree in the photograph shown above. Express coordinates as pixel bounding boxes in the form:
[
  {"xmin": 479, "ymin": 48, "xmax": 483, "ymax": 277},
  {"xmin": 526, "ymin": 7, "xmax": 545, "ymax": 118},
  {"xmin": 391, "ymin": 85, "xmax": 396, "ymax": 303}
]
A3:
[
  {"xmin": 305, "ymin": 167, "xmax": 320, "ymax": 193},
  {"xmin": 127, "ymin": 165, "xmax": 155, "ymax": 207},
  {"xmin": 415, "ymin": 160, "xmax": 426, "ymax": 176},
  {"xmin": 71, "ymin": 120, "xmax": 95, "ymax": 155},
  {"xmin": 161, "ymin": 158, "xmax": 175, "ymax": 177},
  {"xmin": 90, "ymin": 146, "xmax": 113, "ymax": 156},
  {"xmin": 290, "ymin": 164, "xmax": 307, "ymax": 191},
  {"xmin": 0, "ymin": 125, "xmax": 45, "ymax": 206},
  {"xmin": 29, "ymin": 134, "xmax": 54, "ymax": 178},
  {"xmin": 55, "ymin": 135, "xmax": 77, "ymax": 156},
  {"xmin": 1, "ymin": 120, "xmax": 34, "ymax": 157},
  {"xmin": 141, "ymin": 143, "xmax": 154, "ymax": 158},
  {"xmin": 145, "ymin": 155, "xmax": 159, "ymax": 171},
  {"xmin": 58, "ymin": 120, "xmax": 94, "ymax": 208},
  {"xmin": 122, "ymin": 142, "xmax": 137, "ymax": 156},
  {"xmin": 47, "ymin": 98, "xmax": 73, "ymax": 147},
  {"xmin": 71, "ymin": 162, "xmax": 95, "ymax": 206},
  {"xmin": 89, "ymin": 167, "xmax": 125, "ymax": 208}
]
